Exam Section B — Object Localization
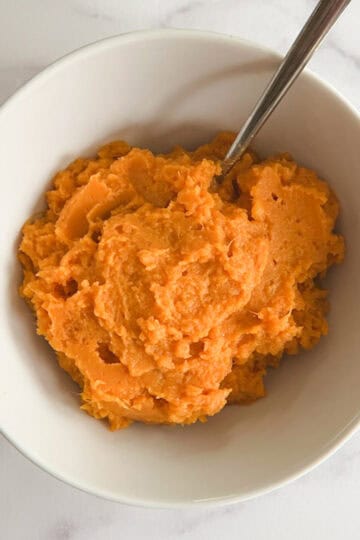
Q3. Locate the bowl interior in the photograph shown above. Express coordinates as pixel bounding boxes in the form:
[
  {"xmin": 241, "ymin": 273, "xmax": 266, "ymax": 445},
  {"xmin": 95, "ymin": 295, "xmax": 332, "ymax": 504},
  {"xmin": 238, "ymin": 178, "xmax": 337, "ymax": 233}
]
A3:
[{"xmin": 1, "ymin": 31, "xmax": 360, "ymax": 506}]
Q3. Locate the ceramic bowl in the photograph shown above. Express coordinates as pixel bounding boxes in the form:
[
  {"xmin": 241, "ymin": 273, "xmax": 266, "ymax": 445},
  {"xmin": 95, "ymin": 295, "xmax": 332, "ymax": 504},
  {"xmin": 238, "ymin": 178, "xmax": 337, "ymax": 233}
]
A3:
[{"xmin": 1, "ymin": 30, "xmax": 360, "ymax": 507}]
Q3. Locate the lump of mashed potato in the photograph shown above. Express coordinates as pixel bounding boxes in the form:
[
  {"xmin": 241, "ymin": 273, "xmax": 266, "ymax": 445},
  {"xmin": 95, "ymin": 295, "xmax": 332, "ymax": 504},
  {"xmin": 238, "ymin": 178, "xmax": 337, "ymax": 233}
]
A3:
[{"xmin": 19, "ymin": 132, "xmax": 344, "ymax": 430}]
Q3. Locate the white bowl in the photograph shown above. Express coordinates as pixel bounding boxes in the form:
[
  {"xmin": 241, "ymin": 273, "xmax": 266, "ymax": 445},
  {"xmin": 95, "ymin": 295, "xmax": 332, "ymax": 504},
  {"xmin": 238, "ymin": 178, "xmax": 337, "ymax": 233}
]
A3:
[{"xmin": 1, "ymin": 30, "xmax": 360, "ymax": 508}]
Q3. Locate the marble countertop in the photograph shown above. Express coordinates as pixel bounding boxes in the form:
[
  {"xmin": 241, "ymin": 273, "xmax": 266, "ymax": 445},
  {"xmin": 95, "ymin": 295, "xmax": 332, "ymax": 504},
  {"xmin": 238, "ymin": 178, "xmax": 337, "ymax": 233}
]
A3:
[{"xmin": 1, "ymin": 1, "xmax": 360, "ymax": 538}]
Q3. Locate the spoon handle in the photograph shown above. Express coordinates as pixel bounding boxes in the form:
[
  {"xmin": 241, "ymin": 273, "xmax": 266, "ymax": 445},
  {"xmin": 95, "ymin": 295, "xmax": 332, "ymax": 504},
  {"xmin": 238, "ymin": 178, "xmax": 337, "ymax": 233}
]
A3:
[{"xmin": 222, "ymin": 0, "xmax": 351, "ymax": 175}]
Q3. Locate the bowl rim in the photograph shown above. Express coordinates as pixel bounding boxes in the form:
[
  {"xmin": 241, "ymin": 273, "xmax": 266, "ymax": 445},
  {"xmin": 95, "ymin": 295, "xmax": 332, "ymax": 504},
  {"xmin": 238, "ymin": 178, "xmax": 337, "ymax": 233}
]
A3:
[{"xmin": 1, "ymin": 28, "xmax": 360, "ymax": 508}]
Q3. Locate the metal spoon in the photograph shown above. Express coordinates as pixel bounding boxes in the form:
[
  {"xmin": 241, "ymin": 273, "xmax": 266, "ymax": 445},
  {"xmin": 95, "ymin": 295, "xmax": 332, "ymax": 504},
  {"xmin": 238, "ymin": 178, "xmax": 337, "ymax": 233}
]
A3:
[{"xmin": 221, "ymin": 0, "xmax": 351, "ymax": 177}]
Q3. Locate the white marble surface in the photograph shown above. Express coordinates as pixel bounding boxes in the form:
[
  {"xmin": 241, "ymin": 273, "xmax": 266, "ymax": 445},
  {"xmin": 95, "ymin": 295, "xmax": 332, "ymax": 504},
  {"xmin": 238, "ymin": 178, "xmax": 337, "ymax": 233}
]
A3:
[{"xmin": 1, "ymin": 1, "xmax": 360, "ymax": 538}]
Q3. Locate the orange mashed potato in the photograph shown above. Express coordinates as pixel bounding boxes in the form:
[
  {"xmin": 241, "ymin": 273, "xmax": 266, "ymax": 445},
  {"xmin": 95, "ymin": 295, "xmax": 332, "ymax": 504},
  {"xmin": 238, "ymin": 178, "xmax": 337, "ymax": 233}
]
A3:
[{"xmin": 19, "ymin": 132, "xmax": 344, "ymax": 430}]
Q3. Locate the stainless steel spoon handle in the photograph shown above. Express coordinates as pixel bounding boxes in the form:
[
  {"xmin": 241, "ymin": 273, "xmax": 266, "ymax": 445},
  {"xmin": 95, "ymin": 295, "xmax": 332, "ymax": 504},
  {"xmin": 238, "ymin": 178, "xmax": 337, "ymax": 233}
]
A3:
[{"xmin": 222, "ymin": 0, "xmax": 351, "ymax": 175}]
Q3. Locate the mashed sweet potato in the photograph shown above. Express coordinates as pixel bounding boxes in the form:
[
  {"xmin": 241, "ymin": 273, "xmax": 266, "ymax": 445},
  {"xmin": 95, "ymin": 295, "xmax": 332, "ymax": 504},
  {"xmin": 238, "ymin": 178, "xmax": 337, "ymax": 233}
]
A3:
[{"xmin": 19, "ymin": 132, "xmax": 344, "ymax": 429}]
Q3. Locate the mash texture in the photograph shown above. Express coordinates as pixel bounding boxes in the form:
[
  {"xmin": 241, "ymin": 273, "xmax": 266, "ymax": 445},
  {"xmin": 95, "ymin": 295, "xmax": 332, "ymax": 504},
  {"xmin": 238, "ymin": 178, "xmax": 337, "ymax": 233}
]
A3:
[{"xmin": 19, "ymin": 133, "xmax": 344, "ymax": 429}]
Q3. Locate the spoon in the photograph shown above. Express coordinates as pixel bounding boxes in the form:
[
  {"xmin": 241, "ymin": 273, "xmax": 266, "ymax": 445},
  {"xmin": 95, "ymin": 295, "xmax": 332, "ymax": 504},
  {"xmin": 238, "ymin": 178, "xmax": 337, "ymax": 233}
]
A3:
[{"xmin": 221, "ymin": 0, "xmax": 351, "ymax": 177}]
